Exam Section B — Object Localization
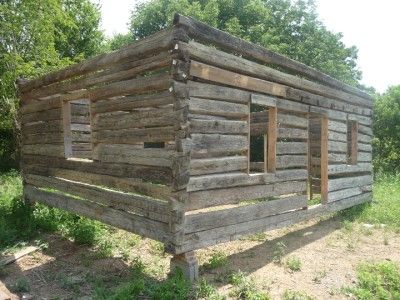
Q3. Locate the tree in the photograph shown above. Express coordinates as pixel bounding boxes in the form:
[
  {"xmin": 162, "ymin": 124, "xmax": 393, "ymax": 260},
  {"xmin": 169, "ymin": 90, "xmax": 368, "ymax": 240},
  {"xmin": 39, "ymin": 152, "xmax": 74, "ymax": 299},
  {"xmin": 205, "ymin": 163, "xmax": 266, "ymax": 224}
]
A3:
[
  {"xmin": 128, "ymin": 0, "xmax": 361, "ymax": 86},
  {"xmin": 373, "ymin": 86, "xmax": 400, "ymax": 173},
  {"xmin": 0, "ymin": 0, "xmax": 104, "ymax": 170}
]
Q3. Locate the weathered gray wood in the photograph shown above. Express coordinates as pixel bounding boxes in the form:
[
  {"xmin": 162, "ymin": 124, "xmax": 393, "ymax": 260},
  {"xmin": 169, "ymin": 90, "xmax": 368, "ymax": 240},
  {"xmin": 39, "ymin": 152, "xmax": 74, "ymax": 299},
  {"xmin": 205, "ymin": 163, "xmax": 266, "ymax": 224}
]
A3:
[
  {"xmin": 21, "ymin": 144, "xmax": 64, "ymax": 157},
  {"xmin": 24, "ymin": 184, "xmax": 172, "ymax": 243},
  {"xmin": 92, "ymin": 126, "xmax": 176, "ymax": 144},
  {"xmin": 328, "ymin": 175, "xmax": 373, "ymax": 192},
  {"xmin": 190, "ymin": 156, "xmax": 248, "ymax": 175},
  {"xmin": 277, "ymin": 142, "xmax": 308, "ymax": 154},
  {"xmin": 278, "ymin": 113, "xmax": 308, "ymax": 128},
  {"xmin": 22, "ymin": 120, "xmax": 63, "ymax": 135},
  {"xmin": 189, "ymin": 119, "xmax": 247, "ymax": 134},
  {"xmin": 276, "ymin": 155, "xmax": 307, "ymax": 169},
  {"xmin": 177, "ymin": 192, "xmax": 372, "ymax": 253},
  {"xmin": 91, "ymin": 91, "xmax": 173, "ymax": 114},
  {"xmin": 23, "ymin": 133, "xmax": 63, "ymax": 145},
  {"xmin": 21, "ymin": 108, "xmax": 61, "ymax": 124},
  {"xmin": 358, "ymin": 152, "xmax": 372, "ymax": 162},
  {"xmin": 251, "ymin": 94, "xmax": 276, "ymax": 107},
  {"xmin": 187, "ymin": 180, "xmax": 306, "ymax": 210},
  {"xmin": 189, "ymin": 97, "xmax": 248, "ymax": 118},
  {"xmin": 21, "ymin": 154, "xmax": 172, "ymax": 184},
  {"xmin": 25, "ymin": 174, "xmax": 170, "ymax": 221},
  {"xmin": 190, "ymin": 134, "xmax": 248, "ymax": 156},
  {"xmin": 180, "ymin": 40, "xmax": 372, "ymax": 111},
  {"xmin": 328, "ymin": 186, "xmax": 363, "ymax": 202},
  {"xmin": 186, "ymin": 195, "xmax": 307, "ymax": 233},
  {"xmin": 188, "ymin": 81, "xmax": 249, "ymax": 104},
  {"xmin": 358, "ymin": 124, "xmax": 373, "ymax": 136},
  {"xmin": 278, "ymin": 127, "xmax": 308, "ymax": 140},
  {"xmin": 89, "ymin": 73, "xmax": 171, "ymax": 101},
  {"xmin": 174, "ymin": 14, "xmax": 372, "ymax": 102},
  {"xmin": 21, "ymin": 97, "xmax": 61, "ymax": 114},
  {"xmin": 329, "ymin": 120, "xmax": 347, "ymax": 133},
  {"xmin": 93, "ymin": 144, "xmax": 176, "ymax": 167},
  {"xmin": 93, "ymin": 107, "xmax": 179, "ymax": 131},
  {"xmin": 18, "ymin": 27, "xmax": 178, "ymax": 94}
]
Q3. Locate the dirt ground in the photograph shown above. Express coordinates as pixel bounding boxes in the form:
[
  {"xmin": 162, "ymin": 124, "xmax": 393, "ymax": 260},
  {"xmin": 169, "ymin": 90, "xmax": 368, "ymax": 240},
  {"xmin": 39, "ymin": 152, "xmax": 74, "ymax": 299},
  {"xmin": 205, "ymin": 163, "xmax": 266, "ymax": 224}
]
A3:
[{"xmin": 1, "ymin": 215, "xmax": 399, "ymax": 299}]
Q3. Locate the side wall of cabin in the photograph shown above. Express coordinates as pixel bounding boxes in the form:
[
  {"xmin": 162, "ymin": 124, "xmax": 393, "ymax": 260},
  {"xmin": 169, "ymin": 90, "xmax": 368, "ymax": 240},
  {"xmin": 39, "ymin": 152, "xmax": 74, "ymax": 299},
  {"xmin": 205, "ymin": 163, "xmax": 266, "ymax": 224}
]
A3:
[
  {"xmin": 172, "ymin": 17, "xmax": 373, "ymax": 253},
  {"xmin": 18, "ymin": 27, "xmax": 190, "ymax": 252}
]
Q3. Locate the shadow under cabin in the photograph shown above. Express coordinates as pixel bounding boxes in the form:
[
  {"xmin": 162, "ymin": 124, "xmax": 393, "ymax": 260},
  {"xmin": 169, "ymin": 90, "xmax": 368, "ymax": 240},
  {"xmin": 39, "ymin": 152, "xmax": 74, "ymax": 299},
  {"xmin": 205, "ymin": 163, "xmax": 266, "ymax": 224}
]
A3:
[{"xmin": 17, "ymin": 14, "xmax": 374, "ymax": 281}]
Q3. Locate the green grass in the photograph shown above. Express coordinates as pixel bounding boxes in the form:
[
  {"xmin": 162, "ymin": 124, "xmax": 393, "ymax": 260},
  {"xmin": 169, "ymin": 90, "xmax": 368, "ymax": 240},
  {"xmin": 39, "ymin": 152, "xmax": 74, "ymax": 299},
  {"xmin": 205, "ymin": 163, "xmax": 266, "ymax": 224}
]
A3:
[
  {"xmin": 343, "ymin": 261, "xmax": 400, "ymax": 299},
  {"xmin": 282, "ymin": 289, "xmax": 315, "ymax": 300},
  {"xmin": 339, "ymin": 174, "xmax": 400, "ymax": 230},
  {"xmin": 229, "ymin": 270, "xmax": 270, "ymax": 300},
  {"xmin": 204, "ymin": 250, "xmax": 228, "ymax": 270},
  {"xmin": 285, "ymin": 256, "xmax": 302, "ymax": 272}
]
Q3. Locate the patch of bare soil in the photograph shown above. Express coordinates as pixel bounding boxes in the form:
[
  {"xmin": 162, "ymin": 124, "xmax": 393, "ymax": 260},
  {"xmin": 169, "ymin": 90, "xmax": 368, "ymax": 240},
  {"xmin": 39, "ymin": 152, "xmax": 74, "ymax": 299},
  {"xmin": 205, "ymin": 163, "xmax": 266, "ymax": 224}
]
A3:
[{"xmin": 1, "ymin": 216, "xmax": 400, "ymax": 299}]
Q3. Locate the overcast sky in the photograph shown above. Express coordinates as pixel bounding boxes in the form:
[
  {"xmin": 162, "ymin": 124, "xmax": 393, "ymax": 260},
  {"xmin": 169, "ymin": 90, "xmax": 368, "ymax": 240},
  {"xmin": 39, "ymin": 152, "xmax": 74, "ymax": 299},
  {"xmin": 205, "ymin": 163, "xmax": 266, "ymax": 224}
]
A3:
[{"xmin": 97, "ymin": 0, "xmax": 400, "ymax": 93}]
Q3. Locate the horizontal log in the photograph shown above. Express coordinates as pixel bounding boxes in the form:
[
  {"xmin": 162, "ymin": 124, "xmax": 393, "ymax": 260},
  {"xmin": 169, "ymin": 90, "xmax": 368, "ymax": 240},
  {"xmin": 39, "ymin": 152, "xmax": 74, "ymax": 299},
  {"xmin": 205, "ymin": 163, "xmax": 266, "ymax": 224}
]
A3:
[
  {"xmin": 174, "ymin": 14, "xmax": 372, "ymax": 102},
  {"xmin": 186, "ymin": 195, "xmax": 307, "ymax": 233},
  {"xmin": 92, "ymin": 126, "xmax": 176, "ymax": 144},
  {"xmin": 24, "ymin": 184, "xmax": 171, "ymax": 243},
  {"xmin": 189, "ymin": 119, "xmax": 247, "ymax": 134},
  {"xmin": 91, "ymin": 91, "xmax": 173, "ymax": 114},
  {"xmin": 328, "ymin": 175, "xmax": 373, "ymax": 192},
  {"xmin": 22, "ymin": 144, "xmax": 64, "ymax": 157},
  {"xmin": 93, "ymin": 107, "xmax": 179, "ymax": 131},
  {"xmin": 278, "ymin": 113, "xmax": 307, "ymax": 128},
  {"xmin": 27, "ymin": 52, "xmax": 173, "ymax": 100},
  {"xmin": 358, "ymin": 152, "xmax": 372, "ymax": 162},
  {"xmin": 89, "ymin": 73, "xmax": 171, "ymax": 101},
  {"xmin": 329, "ymin": 131, "xmax": 347, "ymax": 142},
  {"xmin": 23, "ymin": 133, "xmax": 63, "ymax": 145},
  {"xmin": 93, "ymin": 144, "xmax": 176, "ymax": 167},
  {"xmin": 21, "ymin": 98, "xmax": 61, "ymax": 114},
  {"xmin": 190, "ymin": 156, "xmax": 247, "ymax": 175},
  {"xmin": 190, "ymin": 60, "xmax": 288, "ymax": 98},
  {"xmin": 21, "ymin": 154, "xmax": 172, "ymax": 184},
  {"xmin": 190, "ymin": 133, "xmax": 248, "ymax": 156},
  {"xmin": 277, "ymin": 142, "xmax": 307, "ymax": 154},
  {"xmin": 329, "ymin": 120, "xmax": 347, "ymax": 133},
  {"xmin": 25, "ymin": 174, "xmax": 169, "ymax": 222},
  {"xmin": 181, "ymin": 41, "xmax": 373, "ymax": 114},
  {"xmin": 277, "ymin": 155, "xmax": 307, "ymax": 169},
  {"xmin": 358, "ymin": 124, "xmax": 373, "ymax": 136},
  {"xmin": 278, "ymin": 127, "xmax": 308, "ymax": 140},
  {"xmin": 187, "ymin": 180, "xmax": 306, "ymax": 210},
  {"xmin": 22, "ymin": 120, "xmax": 63, "ymax": 135},
  {"xmin": 21, "ymin": 108, "xmax": 61, "ymax": 124},
  {"xmin": 328, "ymin": 186, "xmax": 363, "ymax": 202},
  {"xmin": 358, "ymin": 143, "xmax": 372, "ymax": 152},
  {"xmin": 189, "ymin": 97, "xmax": 248, "ymax": 118},
  {"xmin": 188, "ymin": 169, "xmax": 307, "ymax": 192},
  {"xmin": 188, "ymin": 80, "xmax": 249, "ymax": 104},
  {"xmin": 18, "ymin": 27, "xmax": 178, "ymax": 93},
  {"xmin": 358, "ymin": 133, "xmax": 372, "ymax": 144},
  {"xmin": 177, "ymin": 192, "xmax": 372, "ymax": 253}
]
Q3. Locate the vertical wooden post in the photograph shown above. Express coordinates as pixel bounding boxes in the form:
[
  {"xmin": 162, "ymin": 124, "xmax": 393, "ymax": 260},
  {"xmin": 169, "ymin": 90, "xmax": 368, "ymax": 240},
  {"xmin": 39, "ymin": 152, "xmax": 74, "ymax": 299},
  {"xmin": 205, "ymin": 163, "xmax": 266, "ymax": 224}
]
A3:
[
  {"xmin": 62, "ymin": 101, "xmax": 72, "ymax": 158},
  {"xmin": 247, "ymin": 100, "xmax": 251, "ymax": 174},
  {"xmin": 170, "ymin": 251, "xmax": 199, "ymax": 282},
  {"xmin": 348, "ymin": 121, "xmax": 358, "ymax": 165},
  {"xmin": 320, "ymin": 116, "xmax": 328, "ymax": 203},
  {"xmin": 267, "ymin": 107, "xmax": 277, "ymax": 173}
]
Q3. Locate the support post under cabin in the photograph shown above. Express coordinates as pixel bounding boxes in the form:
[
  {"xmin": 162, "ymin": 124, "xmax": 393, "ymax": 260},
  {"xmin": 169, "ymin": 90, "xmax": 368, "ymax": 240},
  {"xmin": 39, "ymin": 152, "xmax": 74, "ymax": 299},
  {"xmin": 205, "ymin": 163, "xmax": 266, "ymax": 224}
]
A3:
[{"xmin": 170, "ymin": 251, "xmax": 199, "ymax": 281}]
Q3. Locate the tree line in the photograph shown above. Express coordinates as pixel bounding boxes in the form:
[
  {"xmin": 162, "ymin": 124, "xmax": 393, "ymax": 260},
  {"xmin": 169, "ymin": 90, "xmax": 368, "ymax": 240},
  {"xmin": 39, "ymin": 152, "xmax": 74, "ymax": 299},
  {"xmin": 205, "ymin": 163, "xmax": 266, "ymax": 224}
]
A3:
[{"xmin": 0, "ymin": 0, "xmax": 397, "ymax": 173}]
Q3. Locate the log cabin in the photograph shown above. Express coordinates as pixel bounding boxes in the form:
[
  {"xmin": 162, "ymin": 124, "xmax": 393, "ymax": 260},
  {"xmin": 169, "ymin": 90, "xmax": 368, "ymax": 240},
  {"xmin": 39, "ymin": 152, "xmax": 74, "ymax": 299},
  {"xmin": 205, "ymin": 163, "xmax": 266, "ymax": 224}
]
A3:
[{"xmin": 17, "ymin": 14, "xmax": 373, "ymax": 280}]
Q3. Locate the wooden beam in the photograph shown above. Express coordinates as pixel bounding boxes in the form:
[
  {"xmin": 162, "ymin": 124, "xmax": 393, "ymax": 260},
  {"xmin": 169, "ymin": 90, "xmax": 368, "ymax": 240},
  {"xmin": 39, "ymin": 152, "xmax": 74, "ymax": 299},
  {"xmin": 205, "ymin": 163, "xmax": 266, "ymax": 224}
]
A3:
[
  {"xmin": 320, "ymin": 116, "xmax": 328, "ymax": 203},
  {"xmin": 267, "ymin": 107, "xmax": 277, "ymax": 173}
]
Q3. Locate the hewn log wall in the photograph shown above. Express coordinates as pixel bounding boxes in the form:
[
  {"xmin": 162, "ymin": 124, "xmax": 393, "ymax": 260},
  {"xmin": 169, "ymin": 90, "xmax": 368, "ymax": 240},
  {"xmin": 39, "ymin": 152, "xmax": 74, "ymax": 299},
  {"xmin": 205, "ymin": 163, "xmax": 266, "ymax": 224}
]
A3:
[
  {"xmin": 18, "ymin": 27, "xmax": 190, "ymax": 251},
  {"xmin": 172, "ymin": 15, "xmax": 373, "ymax": 252}
]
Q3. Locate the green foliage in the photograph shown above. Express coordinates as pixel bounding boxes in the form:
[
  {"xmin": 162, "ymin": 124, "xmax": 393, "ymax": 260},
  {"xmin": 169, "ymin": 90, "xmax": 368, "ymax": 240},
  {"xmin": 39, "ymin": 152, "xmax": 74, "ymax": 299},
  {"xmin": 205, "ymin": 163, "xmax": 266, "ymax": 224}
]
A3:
[
  {"xmin": 373, "ymin": 85, "xmax": 400, "ymax": 173},
  {"xmin": 339, "ymin": 174, "xmax": 400, "ymax": 230},
  {"xmin": 285, "ymin": 256, "xmax": 302, "ymax": 272},
  {"xmin": 195, "ymin": 279, "xmax": 226, "ymax": 299},
  {"xmin": 272, "ymin": 241, "xmax": 287, "ymax": 264},
  {"xmin": 229, "ymin": 270, "xmax": 270, "ymax": 300},
  {"xmin": 10, "ymin": 277, "xmax": 30, "ymax": 293},
  {"xmin": 283, "ymin": 289, "xmax": 315, "ymax": 300},
  {"xmin": 129, "ymin": 0, "xmax": 361, "ymax": 85},
  {"xmin": 344, "ymin": 261, "xmax": 400, "ymax": 300},
  {"xmin": 205, "ymin": 250, "xmax": 228, "ymax": 269},
  {"xmin": 0, "ymin": 0, "xmax": 103, "ymax": 171},
  {"xmin": 106, "ymin": 33, "xmax": 134, "ymax": 52}
]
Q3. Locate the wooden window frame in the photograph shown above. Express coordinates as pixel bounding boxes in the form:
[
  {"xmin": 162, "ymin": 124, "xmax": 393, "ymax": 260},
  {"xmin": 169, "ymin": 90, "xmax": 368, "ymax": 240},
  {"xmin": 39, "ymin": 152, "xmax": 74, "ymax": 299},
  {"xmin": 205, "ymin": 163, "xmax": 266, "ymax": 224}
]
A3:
[
  {"xmin": 62, "ymin": 98, "xmax": 93, "ymax": 160},
  {"xmin": 248, "ymin": 94, "xmax": 277, "ymax": 174},
  {"xmin": 347, "ymin": 119, "xmax": 358, "ymax": 165}
]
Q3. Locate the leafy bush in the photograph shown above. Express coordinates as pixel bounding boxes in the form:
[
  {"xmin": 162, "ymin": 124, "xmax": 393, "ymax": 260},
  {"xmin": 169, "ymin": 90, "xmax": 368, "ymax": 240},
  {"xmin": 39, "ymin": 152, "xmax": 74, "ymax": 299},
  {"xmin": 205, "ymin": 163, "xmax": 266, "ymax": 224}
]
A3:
[
  {"xmin": 285, "ymin": 256, "xmax": 302, "ymax": 272},
  {"xmin": 229, "ymin": 270, "xmax": 270, "ymax": 300},
  {"xmin": 205, "ymin": 250, "xmax": 228, "ymax": 269},
  {"xmin": 283, "ymin": 289, "xmax": 315, "ymax": 300},
  {"xmin": 345, "ymin": 261, "xmax": 400, "ymax": 299}
]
